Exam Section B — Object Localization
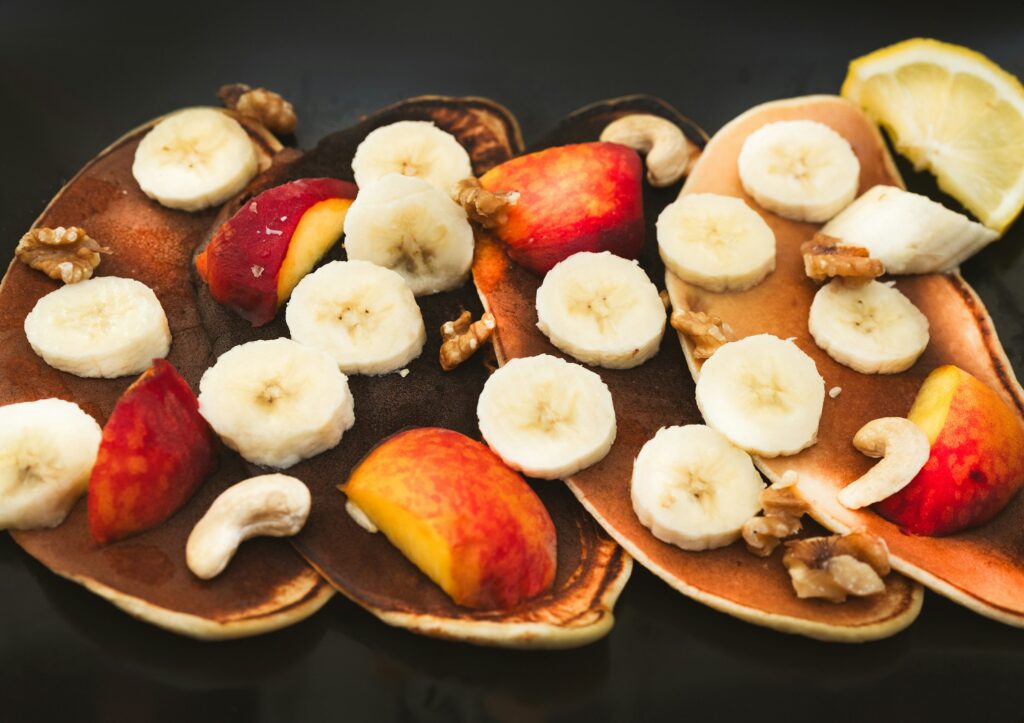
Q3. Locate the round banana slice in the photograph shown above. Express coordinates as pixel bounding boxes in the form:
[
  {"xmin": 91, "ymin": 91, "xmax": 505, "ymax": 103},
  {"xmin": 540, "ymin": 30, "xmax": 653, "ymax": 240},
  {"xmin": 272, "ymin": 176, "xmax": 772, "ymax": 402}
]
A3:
[
  {"xmin": 132, "ymin": 108, "xmax": 259, "ymax": 212},
  {"xmin": 808, "ymin": 279, "xmax": 929, "ymax": 374},
  {"xmin": 695, "ymin": 334, "xmax": 825, "ymax": 457},
  {"xmin": 286, "ymin": 260, "xmax": 426, "ymax": 375},
  {"xmin": 24, "ymin": 276, "xmax": 171, "ymax": 379},
  {"xmin": 342, "ymin": 173, "xmax": 475, "ymax": 296},
  {"xmin": 198, "ymin": 338, "xmax": 355, "ymax": 469},
  {"xmin": 0, "ymin": 398, "xmax": 101, "ymax": 530},
  {"xmin": 656, "ymin": 193, "xmax": 776, "ymax": 292},
  {"xmin": 477, "ymin": 354, "xmax": 616, "ymax": 480},
  {"xmin": 351, "ymin": 120, "xmax": 473, "ymax": 193},
  {"xmin": 631, "ymin": 425, "xmax": 764, "ymax": 551},
  {"xmin": 535, "ymin": 251, "xmax": 666, "ymax": 369},
  {"xmin": 738, "ymin": 120, "xmax": 860, "ymax": 223}
]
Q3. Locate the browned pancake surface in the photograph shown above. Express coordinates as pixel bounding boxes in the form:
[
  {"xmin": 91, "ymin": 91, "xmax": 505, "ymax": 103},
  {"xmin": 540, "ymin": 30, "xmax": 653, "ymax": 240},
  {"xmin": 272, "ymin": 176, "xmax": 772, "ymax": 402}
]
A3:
[
  {"xmin": 474, "ymin": 96, "xmax": 922, "ymax": 640},
  {"xmin": 670, "ymin": 95, "xmax": 1024, "ymax": 625}
]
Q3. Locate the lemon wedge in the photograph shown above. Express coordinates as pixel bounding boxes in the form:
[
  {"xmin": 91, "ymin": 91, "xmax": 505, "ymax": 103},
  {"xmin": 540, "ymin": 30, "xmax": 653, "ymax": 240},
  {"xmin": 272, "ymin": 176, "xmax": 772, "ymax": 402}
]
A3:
[{"xmin": 842, "ymin": 38, "xmax": 1024, "ymax": 233}]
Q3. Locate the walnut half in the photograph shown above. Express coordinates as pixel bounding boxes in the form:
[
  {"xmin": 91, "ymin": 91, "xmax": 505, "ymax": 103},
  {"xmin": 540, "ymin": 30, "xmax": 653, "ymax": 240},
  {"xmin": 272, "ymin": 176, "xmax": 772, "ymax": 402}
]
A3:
[
  {"xmin": 15, "ymin": 226, "xmax": 109, "ymax": 284},
  {"xmin": 669, "ymin": 309, "xmax": 734, "ymax": 360},
  {"xmin": 218, "ymin": 83, "xmax": 297, "ymax": 135},
  {"xmin": 801, "ymin": 232, "xmax": 884, "ymax": 287},
  {"xmin": 452, "ymin": 177, "xmax": 519, "ymax": 229},
  {"xmin": 783, "ymin": 530, "xmax": 890, "ymax": 603},
  {"xmin": 742, "ymin": 471, "xmax": 809, "ymax": 557},
  {"xmin": 440, "ymin": 310, "xmax": 496, "ymax": 371}
]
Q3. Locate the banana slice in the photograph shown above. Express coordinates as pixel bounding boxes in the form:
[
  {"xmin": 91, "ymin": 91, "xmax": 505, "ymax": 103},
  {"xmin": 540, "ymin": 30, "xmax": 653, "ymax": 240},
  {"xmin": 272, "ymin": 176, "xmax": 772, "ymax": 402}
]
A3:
[
  {"xmin": 351, "ymin": 120, "xmax": 473, "ymax": 193},
  {"xmin": 535, "ymin": 251, "xmax": 666, "ymax": 369},
  {"xmin": 695, "ymin": 334, "xmax": 825, "ymax": 457},
  {"xmin": 0, "ymin": 398, "xmax": 102, "ymax": 530},
  {"xmin": 738, "ymin": 120, "xmax": 860, "ymax": 223},
  {"xmin": 342, "ymin": 173, "xmax": 475, "ymax": 296},
  {"xmin": 285, "ymin": 260, "xmax": 426, "ymax": 375},
  {"xmin": 809, "ymin": 279, "xmax": 929, "ymax": 374},
  {"xmin": 656, "ymin": 193, "xmax": 776, "ymax": 292},
  {"xmin": 24, "ymin": 276, "xmax": 171, "ymax": 379},
  {"xmin": 476, "ymin": 354, "xmax": 616, "ymax": 480},
  {"xmin": 132, "ymin": 108, "xmax": 258, "ymax": 212},
  {"xmin": 631, "ymin": 425, "xmax": 765, "ymax": 551},
  {"xmin": 198, "ymin": 338, "xmax": 355, "ymax": 469},
  {"xmin": 821, "ymin": 185, "xmax": 999, "ymax": 274}
]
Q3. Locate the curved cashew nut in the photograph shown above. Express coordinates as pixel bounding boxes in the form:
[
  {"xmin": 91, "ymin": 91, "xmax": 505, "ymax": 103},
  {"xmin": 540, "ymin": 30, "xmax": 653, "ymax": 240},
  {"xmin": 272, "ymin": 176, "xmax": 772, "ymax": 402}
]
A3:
[
  {"xmin": 838, "ymin": 417, "xmax": 930, "ymax": 510},
  {"xmin": 186, "ymin": 474, "xmax": 311, "ymax": 580},
  {"xmin": 599, "ymin": 114, "xmax": 691, "ymax": 187}
]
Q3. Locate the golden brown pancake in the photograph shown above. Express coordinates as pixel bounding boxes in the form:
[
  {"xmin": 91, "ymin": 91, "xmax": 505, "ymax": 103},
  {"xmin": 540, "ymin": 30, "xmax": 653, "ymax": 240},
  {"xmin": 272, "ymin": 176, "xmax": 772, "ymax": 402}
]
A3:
[
  {"xmin": 668, "ymin": 94, "xmax": 1024, "ymax": 629},
  {"xmin": 194, "ymin": 97, "xmax": 632, "ymax": 649},
  {"xmin": 473, "ymin": 95, "xmax": 924, "ymax": 642},
  {"xmin": 0, "ymin": 111, "xmax": 334, "ymax": 640}
]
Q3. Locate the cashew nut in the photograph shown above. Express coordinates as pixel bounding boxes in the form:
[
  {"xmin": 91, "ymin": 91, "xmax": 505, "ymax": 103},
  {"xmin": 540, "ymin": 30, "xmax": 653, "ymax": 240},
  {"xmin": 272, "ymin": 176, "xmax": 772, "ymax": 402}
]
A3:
[
  {"xmin": 599, "ymin": 114, "xmax": 691, "ymax": 187},
  {"xmin": 837, "ymin": 417, "xmax": 930, "ymax": 510},
  {"xmin": 186, "ymin": 474, "xmax": 311, "ymax": 580}
]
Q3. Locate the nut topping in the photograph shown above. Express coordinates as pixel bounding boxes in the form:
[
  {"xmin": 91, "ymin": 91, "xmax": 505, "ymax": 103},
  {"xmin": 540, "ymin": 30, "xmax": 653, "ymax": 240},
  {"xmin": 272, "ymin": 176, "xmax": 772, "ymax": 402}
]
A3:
[
  {"xmin": 801, "ymin": 232, "xmax": 884, "ymax": 286},
  {"xmin": 218, "ymin": 83, "xmax": 297, "ymax": 135},
  {"xmin": 15, "ymin": 226, "xmax": 109, "ymax": 284},
  {"xmin": 742, "ymin": 471, "xmax": 809, "ymax": 557},
  {"xmin": 670, "ymin": 309, "xmax": 734, "ymax": 360},
  {"xmin": 783, "ymin": 530, "xmax": 890, "ymax": 602},
  {"xmin": 440, "ymin": 309, "xmax": 496, "ymax": 371},
  {"xmin": 452, "ymin": 177, "xmax": 519, "ymax": 229}
]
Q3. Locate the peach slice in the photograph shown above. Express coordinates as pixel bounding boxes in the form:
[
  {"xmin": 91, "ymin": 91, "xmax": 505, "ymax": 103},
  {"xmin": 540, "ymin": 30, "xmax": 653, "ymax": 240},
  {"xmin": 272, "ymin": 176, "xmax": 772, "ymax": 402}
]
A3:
[
  {"xmin": 88, "ymin": 359, "xmax": 219, "ymax": 544},
  {"xmin": 341, "ymin": 428, "xmax": 557, "ymax": 609},
  {"xmin": 876, "ymin": 365, "xmax": 1024, "ymax": 535},
  {"xmin": 196, "ymin": 177, "xmax": 357, "ymax": 326}
]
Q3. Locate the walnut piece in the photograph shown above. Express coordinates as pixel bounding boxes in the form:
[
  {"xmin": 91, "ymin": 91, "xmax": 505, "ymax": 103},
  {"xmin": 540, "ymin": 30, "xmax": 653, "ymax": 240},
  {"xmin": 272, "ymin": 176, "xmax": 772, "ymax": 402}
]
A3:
[
  {"xmin": 218, "ymin": 83, "xmax": 297, "ymax": 135},
  {"xmin": 669, "ymin": 309, "xmax": 734, "ymax": 359},
  {"xmin": 452, "ymin": 177, "xmax": 519, "ymax": 229},
  {"xmin": 440, "ymin": 310, "xmax": 496, "ymax": 371},
  {"xmin": 801, "ymin": 232, "xmax": 884, "ymax": 287},
  {"xmin": 742, "ymin": 472, "xmax": 809, "ymax": 557},
  {"xmin": 15, "ymin": 226, "xmax": 109, "ymax": 284},
  {"xmin": 783, "ymin": 530, "xmax": 890, "ymax": 603}
]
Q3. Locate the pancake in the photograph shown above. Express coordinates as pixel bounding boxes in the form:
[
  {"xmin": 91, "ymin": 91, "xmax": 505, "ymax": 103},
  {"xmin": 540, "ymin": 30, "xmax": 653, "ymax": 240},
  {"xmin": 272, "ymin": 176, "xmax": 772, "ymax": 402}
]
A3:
[
  {"xmin": 473, "ymin": 95, "xmax": 924, "ymax": 642},
  {"xmin": 194, "ymin": 97, "xmax": 632, "ymax": 649},
  {"xmin": 0, "ymin": 111, "xmax": 335, "ymax": 640},
  {"xmin": 667, "ymin": 94, "xmax": 1024, "ymax": 629}
]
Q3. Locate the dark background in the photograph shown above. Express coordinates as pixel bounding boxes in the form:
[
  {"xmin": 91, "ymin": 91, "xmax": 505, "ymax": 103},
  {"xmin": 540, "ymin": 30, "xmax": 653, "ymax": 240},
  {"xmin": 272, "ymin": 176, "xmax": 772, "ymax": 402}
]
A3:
[{"xmin": 2, "ymin": 2, "xmax": 1023, "ymax": 721}]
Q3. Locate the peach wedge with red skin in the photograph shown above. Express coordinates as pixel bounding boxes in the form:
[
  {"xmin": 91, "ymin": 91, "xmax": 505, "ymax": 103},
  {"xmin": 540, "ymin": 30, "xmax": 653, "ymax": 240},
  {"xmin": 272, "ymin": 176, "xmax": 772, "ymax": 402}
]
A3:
[
  {"xmin": 88, "ymin": 359, "xmax": 219, "ymax": 545},
  {"xmin": 479, "ymin": 142, "xmax": 644, "ymax": 275},
  {"xmin": 196, "ymin": 177, "xmax": 357, "ymax": 327},
  {"xmin": 876, "ymin": 365, "xmax": 1024, "ymax": 536},
  {"xmin": 341, "ymin": 428, "xmax": 557, "ymax": 610}
]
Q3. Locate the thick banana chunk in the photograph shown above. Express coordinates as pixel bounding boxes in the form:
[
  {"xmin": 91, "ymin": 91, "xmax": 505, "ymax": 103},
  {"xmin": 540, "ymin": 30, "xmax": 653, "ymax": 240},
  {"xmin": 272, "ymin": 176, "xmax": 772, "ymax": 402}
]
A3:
[
  {"xmin": 24, "ymin": 276, "xmax": 171, "ymax": 379},
  {"xmin": 286, "ymin": 260, "xmax": 426, "ymax": 375},
  {"xmin": 476, "ymin": 354, "xmax": 616, "ymax": 479},
  {"xmin": 738, "ymin": 120, "xmax": 860, "ymax": 223},
  {"xmin": 535, "ymin": 251, "xmax": 666, "ymax": 369},
  {"xmin": 657, "ymin": 193, "xmax": 776, "ymax": 292},
  {"xmin": 631, "ymin": 425, "xmax": 765, "ymax": 551},
  {"xmin": 132, "ymin": 108, "xmax": 258, "ymax": 212},
  {"xmin": 0, "ymin": 399, "xmax": 101, "ymax": 530},
  {"xmin": 821, "ymin": 185, "xmax": 999, "ymax": 274},
  {"xmin": 343, "ymin": 173, "xmax": 475, "ymax": 296},
  {"xmin": 198, "ymin": 338, "xmax": 355, "ymax": 469},
  {"xmin": 695, "ymin": 334, "xmax": 825, "ymax": 457},
  {"xmin": 809, "ymin": 280, "xmax": 929, "ymax": 374},
  {"xmin": 351, "ymin": 120, "xmax": 473, "ymax": 193}
]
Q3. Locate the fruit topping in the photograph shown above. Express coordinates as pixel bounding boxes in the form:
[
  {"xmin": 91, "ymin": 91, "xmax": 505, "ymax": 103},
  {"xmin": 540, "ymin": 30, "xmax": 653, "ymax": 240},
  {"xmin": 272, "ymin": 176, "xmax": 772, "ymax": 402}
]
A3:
[
  {"xmin": 599, "ymin": 114, "xmax": 692, "ymax": 187},
  {"xmin": 24, "ymin": 276, "xmax": 171, "ymax": 379},
  {"xmin": 351, "ymin": 120, "xmax": 472, "ymax": 193},
  {"xmin": 186, "ymin": 474, "xmax": 310, "ymax": 579},
  {"xmin": 88, "ymin": 360, "xmax": 219, "ymax": 544},
  {"xmin": 286, "ymin": 260, "xmax": 426, "ymax": 375},
  {"xmin": 0, "ymin": 399, "xmax": 101, "ymax": 530},
  {"xmin": 476, "ymin": 354, "xmax": 616, "ymax": 479},
  {"xmin": 218, "ymin": 83, "xmax": 297, "ymax": 135},
  {"xmin": 341, "ymin": 428, "xmax": 557, "ymax": 610},
  {"xmin": 669, "ymin": 308, "xmax": 734, "ymax": 360},
  {"xmin": 439, "ymin": 309, "xmax": 495, "ymax": 372},
  {"xmin": 738, "ymin": 120, "xmax": 860, "ymax": 223},
  {"xmin": 15, "ymin": 226, "xmax": 109, "ymax": 284},
  {"xmin": 198, "ymin": 338, "xmax": 355, "ymax": 469},
  {"xmin": 657, "ymin": 193, "xmax": 776, "ymax": 292},
  {"xmin": 742, "ymin": 471, "xmax": 809, "ymax": 557},
  {"xmin": 838, "ymin": 417, "xmax": 930, "ymax": 510},
  {"xmin": 800, "ymin": 233, "xmax": 883, "ymax": 286},
  {"xmin": 535, "ymin": 251, "xmax": 666, "ymax": 369},
  {"xmin": 631, "ymin": 425, "xmax": 764, "ymax": 551},
  {"xmin": 783, "ymin": 531, "xmax": 890, "ymax": 603}
]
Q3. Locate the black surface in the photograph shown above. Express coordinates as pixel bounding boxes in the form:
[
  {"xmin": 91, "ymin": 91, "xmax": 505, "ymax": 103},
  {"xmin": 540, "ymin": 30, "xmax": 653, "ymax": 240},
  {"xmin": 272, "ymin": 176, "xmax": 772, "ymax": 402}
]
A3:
[{"xmin": 2, "ymin": 2, "xmax": 1024, "ymax": 722}]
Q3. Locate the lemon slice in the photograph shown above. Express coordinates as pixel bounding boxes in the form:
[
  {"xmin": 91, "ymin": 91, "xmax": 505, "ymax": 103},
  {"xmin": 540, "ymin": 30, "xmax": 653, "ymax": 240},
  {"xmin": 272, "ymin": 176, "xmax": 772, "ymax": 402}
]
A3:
[{"xmin": 842, "ymin": 38, "xmax": 1024, "ymax": 233}]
